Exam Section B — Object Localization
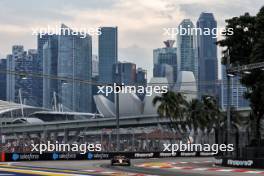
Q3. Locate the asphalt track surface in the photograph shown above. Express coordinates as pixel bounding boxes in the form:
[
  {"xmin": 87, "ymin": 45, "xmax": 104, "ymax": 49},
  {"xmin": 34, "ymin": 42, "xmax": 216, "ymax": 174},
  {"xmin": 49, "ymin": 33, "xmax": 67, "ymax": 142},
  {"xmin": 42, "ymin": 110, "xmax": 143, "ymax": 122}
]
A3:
[{"xmin": 0, "ymin": 157, "xmax": 264, "ymax": 175}]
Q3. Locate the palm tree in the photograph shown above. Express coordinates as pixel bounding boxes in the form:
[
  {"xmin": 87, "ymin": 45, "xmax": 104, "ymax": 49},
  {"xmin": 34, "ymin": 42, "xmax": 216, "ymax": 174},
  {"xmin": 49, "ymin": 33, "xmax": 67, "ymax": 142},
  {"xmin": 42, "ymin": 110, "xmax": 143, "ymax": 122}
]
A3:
[
  {"xmin": 202, "ymin": 96, "xmax": 220, "ymax": 124},
  {"xmin": 183, "ymin": 95, "xmax": 222, "ymax": 144},
  {"xmin": 201, "ymin": 95, "xmax": 222, "ymax": 144},
  {"xmin": 153, "ymin": 92, "xmax": 222, "ymax": 143},
  {"xmin": 153, "ymin": 91, "xmax": 187, "ymax": 120},
  {"xmin": 186, "ymin": 99, "xmax": 206, "ymax": 131},
  {"xmin": 152, "ymin": 91, "xmax": 187, "ymax": 137}
]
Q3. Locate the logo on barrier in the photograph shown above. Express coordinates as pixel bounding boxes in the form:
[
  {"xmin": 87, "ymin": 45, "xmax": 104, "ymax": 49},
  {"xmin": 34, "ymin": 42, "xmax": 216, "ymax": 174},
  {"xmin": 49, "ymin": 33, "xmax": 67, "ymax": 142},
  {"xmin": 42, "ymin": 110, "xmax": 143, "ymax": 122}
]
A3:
[
  {"xmin": 159, "ymin": 152, "xmax": 177, "ymax": 157},
  {"xmin": 180, "ymin": 152, "xmax": 196, "ymax": 156},
  {"xmin": 215, "ymin": 158, "xmax": 223, "ymax": 164},
  {"xmin": 87, "ymin": 152, "xmax": 93, "ymax": 160},
  {"xmin": 52, "ymin": 153, "xmax": 59, "ymax": 160},
  {"xmin": 227, "ymin": 159, "xmax": 253, "ymax": 166},
  {"xmin": 134, "ymin": 153, "xmax": 154, "ymax": 158},
  {"xmin": 12, "ymin": 153, "xmax": 19, "ymax": 161}
]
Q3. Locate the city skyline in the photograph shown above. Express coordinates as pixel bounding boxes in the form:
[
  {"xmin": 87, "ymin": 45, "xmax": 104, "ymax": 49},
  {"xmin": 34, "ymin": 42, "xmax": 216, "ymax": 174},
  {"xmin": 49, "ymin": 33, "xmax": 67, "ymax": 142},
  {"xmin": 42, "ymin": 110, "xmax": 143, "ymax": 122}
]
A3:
[{"xmin": 0, "ymin": 0, "xmax": 262, "ymax": 79}]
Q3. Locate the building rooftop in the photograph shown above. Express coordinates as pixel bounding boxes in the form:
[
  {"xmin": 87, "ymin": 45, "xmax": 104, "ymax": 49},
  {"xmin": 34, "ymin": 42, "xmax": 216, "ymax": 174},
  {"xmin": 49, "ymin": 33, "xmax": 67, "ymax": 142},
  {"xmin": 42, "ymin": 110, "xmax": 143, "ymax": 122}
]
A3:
[{"xmin": 0, "ymin": 100, "xmax": 46, "ymax": 117}]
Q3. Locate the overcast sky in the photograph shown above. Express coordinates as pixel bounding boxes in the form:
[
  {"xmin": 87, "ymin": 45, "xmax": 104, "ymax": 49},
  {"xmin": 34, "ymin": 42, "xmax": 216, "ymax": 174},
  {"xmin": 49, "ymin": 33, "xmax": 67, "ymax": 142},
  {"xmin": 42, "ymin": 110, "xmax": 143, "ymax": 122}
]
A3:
[{"xmin": 0, "ymin": 0, "xmax": 263, "ymax": 79}]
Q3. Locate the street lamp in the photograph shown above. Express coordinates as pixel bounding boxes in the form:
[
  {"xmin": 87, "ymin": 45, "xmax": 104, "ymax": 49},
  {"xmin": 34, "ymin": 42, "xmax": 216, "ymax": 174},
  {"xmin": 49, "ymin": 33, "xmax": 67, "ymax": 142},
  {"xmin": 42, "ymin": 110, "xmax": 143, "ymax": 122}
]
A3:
[
  {"xmin": 227, "ymin": 73, "xmax": 235, "ymax": 77},
  {"xmin": 243, "ymin": 71, "xmax": 251, "ymax": 75},
  {"xmin": 226, "ymin": 52, "xmax": 232, "ymax": 155}
]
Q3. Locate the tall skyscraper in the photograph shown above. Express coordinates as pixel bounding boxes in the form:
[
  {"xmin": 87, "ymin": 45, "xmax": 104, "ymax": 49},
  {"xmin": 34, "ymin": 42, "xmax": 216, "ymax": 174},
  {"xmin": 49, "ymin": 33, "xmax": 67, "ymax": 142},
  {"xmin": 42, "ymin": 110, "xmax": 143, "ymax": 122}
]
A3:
[
  {"xmin": 6, "ymin": 46, "xmax": 35, "ymax": 105},
  {"xmin": 113, "ymin": 62, "xmax": 136, "ymax": 85},
  {"xmin": 58, "ymin": 24, "xmax": 92, "ymax": 112},
  {"xmin": 98, "ymin": 27, "xmax": 118, "ymax": 84},
  {"xmin": 153, "ymin": 40, "xmax": 177, "ymax": 83},
  {"xmin": 34, "ymin": 34, "xmax": 51, "ymax": 107},
  {"xmin": 92, "ymin": 55, "xmax": 99, "ymax": 78},
  {"xmin": 197, "ymin": 13, "xmax": 218, "ymax": 97},
  {"xmin": 0, "ymin": 59, "xmax": 7, "ymax": 100},
  {"xmin": 221, "ymin": 65, "xmax": 249, "ymax": 109},
  {"xmin": 28, "ymin": 49, "xmax": 38, "ymax": 106},
  {"xmin": 177, "ymin": 19, "xmax": 198, "ymax": 81},
  {"xmin": 6, "ymin": 54, "xmax": 14, "ymax": 102},
  {"xmin": 43, "ymin": 35, "xmax": 59, "ymax": 109}
]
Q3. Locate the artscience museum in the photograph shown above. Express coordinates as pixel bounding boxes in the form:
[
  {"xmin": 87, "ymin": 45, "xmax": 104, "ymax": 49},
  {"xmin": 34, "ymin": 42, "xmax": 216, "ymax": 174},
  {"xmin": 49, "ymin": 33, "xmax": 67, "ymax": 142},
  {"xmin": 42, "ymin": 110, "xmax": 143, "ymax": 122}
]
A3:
[{"xmin": 94, "ymin": 74, "xmax": 198, "ymax": 118}]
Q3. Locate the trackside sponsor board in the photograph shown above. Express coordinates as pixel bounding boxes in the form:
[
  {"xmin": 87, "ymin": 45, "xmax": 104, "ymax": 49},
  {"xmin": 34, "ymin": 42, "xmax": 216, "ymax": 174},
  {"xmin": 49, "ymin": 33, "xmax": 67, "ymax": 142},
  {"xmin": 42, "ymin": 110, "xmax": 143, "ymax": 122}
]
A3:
[
  {"xmin": 159, "ymin": 152, "xmax": 177, "ymax": 157},
  {"xmin": 180, "ymin": 152, "xmax": 197, "ymax": 156},
  {"xmin": 215, "ymin": 157, "xmax": 264, "ymax": 168},
  {"xmin": 134, "ymin": 153, "xmax": 154, "ymax": 158},
  {"xmin": 2, "ymin": 151, "xmax": 214, "ymax": 161},
  {"xmin": 227, "ymin": 159, "xmax": 253, "ymax": 166}
]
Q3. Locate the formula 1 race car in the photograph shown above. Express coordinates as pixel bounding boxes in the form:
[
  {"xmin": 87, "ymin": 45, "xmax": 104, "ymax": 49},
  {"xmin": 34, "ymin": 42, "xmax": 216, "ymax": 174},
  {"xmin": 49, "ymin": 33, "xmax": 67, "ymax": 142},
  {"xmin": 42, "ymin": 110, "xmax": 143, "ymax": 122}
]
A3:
[{"xmin": 111, "ymin": 155, "xmax": 131, "ymax": 166}]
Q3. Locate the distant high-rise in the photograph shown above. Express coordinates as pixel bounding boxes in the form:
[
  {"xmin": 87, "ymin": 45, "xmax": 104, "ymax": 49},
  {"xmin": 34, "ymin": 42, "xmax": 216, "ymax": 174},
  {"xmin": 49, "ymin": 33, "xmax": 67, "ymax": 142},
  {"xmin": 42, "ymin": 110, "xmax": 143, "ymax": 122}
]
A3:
[
  {"xmin": 58, "ymin": 24, "xmax": 92, "ymax": 112},
  {"xmin": 113, "ymin": 62, "xmax": 136, "ymax": 85},
  {"xmin": 136, "ymin": 68, "xmax": 147, "ymax": 85},
  {"xmin": 6, "ymin": 54, "xmax": 14, "ymax": 102},
  {"xmin": 153, "ymin": 40, "xmax": 177, "ymax": 83},
  {"xmin": 92, "ymin": 55, "xmax": 99, "ymax": 78},
  {"xmin": 197, "ymin": 13, "xmax": 218, "ymax": 97},
  {"xmin": 177, "ymin": 19, "xmax": 198, "ymax": 81},
  {"xmin": 98, "ymin": 27, "xmax": 118, "ymax": 84},
  {"xmin": 7, "ymin": 46, "xmax": 35, "ymax": 105},
  {"xmin": 28, "ymin": 49, "xmax": 38, "ymax": 106},
  {"xmin": 91, "ymin": 55, "xmax": 99, "ymax": 113},
  {"xmin": 136, "ymin": 68, "xmax": 147, "ymax": 100},
  {"xmin": 154, "ymin": 64, "xmax": 174, "ymax": 84},
  {"xmin": 221, "ymin": 65, "xmax": 249, "ymax": 109},
  {"xmin": 34, "ymin": 34, "xmax": 51, "ymax": 107},
  {"xmin": 0, "ymin": 59, "xmax": 7, "ymax": 100},
  {"xmin": 43, "ymin": 35, "xmax": 59, "ymax": 109}
]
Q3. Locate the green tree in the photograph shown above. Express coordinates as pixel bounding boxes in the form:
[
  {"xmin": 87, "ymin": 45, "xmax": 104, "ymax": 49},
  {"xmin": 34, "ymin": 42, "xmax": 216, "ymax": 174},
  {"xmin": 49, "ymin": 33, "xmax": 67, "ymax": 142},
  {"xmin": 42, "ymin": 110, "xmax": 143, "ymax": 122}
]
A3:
[
  {"xmin": 202, "ymin": 96, "xmax": 222, "ymax": 131},
  {"xmin": 186, "ymin": 99, "xmax": 205, "ymax": 131},
  {"xmin": 153, "ymin": 91, "xmax": 222, "ymax": 143},
  {"xmin": 185, "ymin": 96, "xmax": 222, "ymax": 143},
  {"xmin": 217, "ymin": 6, "xmax": 264, "ymax": 145},
  {"xmin": 152, "ymin": 91, "xmax": 188, "ymax": 137}
]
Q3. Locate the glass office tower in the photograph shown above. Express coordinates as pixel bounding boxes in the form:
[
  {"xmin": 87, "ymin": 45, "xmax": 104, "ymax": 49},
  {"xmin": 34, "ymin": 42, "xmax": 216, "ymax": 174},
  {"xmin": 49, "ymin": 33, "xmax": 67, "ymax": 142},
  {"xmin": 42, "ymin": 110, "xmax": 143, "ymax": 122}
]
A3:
[
  {"xmin": 98, "ymin": 27, "xmax": 118, "ymax": 84},
  {"xmin": 153, "ymin": 40, "xmax": 177, "ymax": 83},
  {"xmin": 43, "ymin": 35, "xmax": 59, "ymax": 110},
  {"xmin": 177, "ymin": 19, "xmax": 198, "ymax": 81},
  {"xmin": 6, "ymin": 46, "xmax": 35, "ymax": 105},
  {"xmin": 0, "ymin": 59, "xmax": 7, "ymax": 100},
  {"xmin": 197, "ymin": 13, "xmax": 218, "ymax": 97},
  {"xmin": 98, "ymin": 27, "xmax": 118, "ymax": 101},
  {"xmin": 58, "ymin": 24, "xmax": 92, "ymax": 112}
]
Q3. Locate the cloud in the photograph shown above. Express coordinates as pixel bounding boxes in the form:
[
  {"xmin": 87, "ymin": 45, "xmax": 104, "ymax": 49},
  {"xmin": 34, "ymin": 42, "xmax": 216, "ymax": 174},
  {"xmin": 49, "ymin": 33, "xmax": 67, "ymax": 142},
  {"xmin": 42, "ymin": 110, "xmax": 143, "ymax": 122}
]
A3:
[
  {"xmin": 0, "ymin": 0, "xmax": 263, "ymax": 79},
  {"xmin": 119, "ymin": 45, "xmax": 153, "ymax": 77},
  {"xmin": 0, "ymin": 0, "xmax": 120, "ymax": 25},
  {"xmin": 178, "ymin": 0, "xmax": 264, "ymax": 27}
]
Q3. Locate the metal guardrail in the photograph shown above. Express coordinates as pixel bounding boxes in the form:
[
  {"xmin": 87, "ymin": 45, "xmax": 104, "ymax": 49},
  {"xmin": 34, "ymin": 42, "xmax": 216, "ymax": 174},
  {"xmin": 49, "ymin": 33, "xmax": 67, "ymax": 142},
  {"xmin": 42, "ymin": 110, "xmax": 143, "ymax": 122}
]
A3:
[{"xmin": 227, "ymin": 62, "xmax": 264, "ymax": 73}]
